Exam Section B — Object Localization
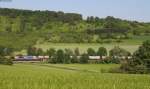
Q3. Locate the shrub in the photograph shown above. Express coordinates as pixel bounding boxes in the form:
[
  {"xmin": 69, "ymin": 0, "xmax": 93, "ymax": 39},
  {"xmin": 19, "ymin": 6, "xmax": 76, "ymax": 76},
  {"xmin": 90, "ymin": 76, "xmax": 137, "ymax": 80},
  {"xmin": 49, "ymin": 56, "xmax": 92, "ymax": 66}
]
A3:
[
  {"xmin": 71, "ymin": 55, "xmax": 79, "ymax": 63},
  {"xmin": 0, "ymin": 46, "xmax": 13, "ymax": 56},
  {"xmin": 109, "ymin": 46, "xmax": 131, "ymax": 57},
  {"xmin": 109, "ymin": 46, "xmax": 131, "ymax": 63},
  {"xmin": 79, "ymin": 53, "xmax": 89, "ymax": 64},
  {"xmin": 0, "ymin": 56, "xmax": 13, "ymax": 65}
]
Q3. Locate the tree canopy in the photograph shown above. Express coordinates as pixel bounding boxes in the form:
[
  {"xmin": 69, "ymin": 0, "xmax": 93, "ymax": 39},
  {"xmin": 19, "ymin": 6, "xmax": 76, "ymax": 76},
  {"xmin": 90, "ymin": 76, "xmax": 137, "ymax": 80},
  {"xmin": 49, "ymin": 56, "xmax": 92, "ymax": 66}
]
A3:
[
  {"xmin": 0, "ymin": 8, "xmax": 150, "ymax": 50},
  {"xmin": 120, "ymin": 40, "xmax": 150, "ymax": 74}
]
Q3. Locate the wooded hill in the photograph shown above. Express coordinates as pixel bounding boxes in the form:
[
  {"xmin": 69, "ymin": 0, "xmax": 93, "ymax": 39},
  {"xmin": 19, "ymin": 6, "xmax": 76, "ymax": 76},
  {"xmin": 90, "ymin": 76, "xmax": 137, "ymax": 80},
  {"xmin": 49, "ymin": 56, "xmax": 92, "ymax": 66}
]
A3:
[{"xmin": 0, "ymin": 8, "xmax": 150, "ymax": 50}]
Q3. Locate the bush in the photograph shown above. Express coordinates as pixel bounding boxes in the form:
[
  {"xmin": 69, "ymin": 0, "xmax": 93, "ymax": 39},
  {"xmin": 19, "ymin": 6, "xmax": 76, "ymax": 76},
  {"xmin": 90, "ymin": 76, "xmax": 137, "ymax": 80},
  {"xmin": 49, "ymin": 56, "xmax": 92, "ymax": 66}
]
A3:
[
  {"xmin": 109, "ymin": 46, "xmax": 131, "ymax": 57},
  {"xmin": 71, "ymin": 55, "xmax": 79, "ymax": 63},
  {"xmin": 0, "ymin": 56, "xmax": 13, "ymax": 65},
  {"xmin": 118, "ymin": 40, "xmax": 150, "ymax": 74},
  {"xmin": 120, "ymin": 61, "xmax": 148, "ymax": 74},
  {"xmin": 109, "ymin": 46, "xmax": 131, "ymax": 63},
  {"xmin": 79, "ymin": 53, "xmax": 89, "ymax": 64},
  {"xmin": 0, "ymin": 46, "xmax": 13, "ymax": 56}
]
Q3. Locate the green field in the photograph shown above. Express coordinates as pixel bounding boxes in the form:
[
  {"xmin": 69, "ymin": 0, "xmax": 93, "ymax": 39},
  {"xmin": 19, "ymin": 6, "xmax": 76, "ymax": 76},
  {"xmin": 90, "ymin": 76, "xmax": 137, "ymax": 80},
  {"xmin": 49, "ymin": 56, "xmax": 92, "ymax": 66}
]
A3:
[
  {"xmin": 14, "ymin": 35, "xmax": 150, "ymax": 55},
  {"xmin": 0, "ymin": 64, "xmax": 150, "ymax": 89},
  {"xmin": 35, "ymin": 43, "xmax": 139, "ymax": 54},
  {"xmin": 35, "ymin": 36, "xmax": 150, "ymax": 54},
  {"xmin": 15, "ymin": 43, "xmax": 139, "ymax": 55}
]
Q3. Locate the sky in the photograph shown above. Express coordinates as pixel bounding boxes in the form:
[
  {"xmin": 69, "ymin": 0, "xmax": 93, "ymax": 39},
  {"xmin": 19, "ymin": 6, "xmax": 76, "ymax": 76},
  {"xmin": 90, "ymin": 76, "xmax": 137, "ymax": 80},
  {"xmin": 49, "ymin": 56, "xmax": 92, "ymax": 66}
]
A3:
[{"xmin": 0, "ymin": 0, "xmax": 150, "ymax": 22}]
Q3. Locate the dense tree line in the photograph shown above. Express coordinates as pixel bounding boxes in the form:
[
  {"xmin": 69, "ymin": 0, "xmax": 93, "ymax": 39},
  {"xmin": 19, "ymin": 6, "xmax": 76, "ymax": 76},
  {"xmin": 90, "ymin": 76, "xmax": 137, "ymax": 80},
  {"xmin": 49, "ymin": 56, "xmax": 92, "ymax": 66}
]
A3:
[
  {"xmin": 27, "ymin": 46, "xmax": 131, "ymax": 64},
  {"xmin": 0, "ymin": 8, "xmax": 82, "ymax": 24}
]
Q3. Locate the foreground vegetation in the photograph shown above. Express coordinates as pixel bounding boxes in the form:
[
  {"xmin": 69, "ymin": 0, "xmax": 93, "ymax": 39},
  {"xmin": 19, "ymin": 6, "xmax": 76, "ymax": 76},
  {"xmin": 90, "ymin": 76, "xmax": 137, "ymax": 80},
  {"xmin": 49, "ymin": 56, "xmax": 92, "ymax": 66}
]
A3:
[
  {"xmin": 0, "ymin": 64, "xmax": 150, "ymax": 89},
  {"xmin": 118, "ymin": 40, "xmax": 150, "ymax": 74}
]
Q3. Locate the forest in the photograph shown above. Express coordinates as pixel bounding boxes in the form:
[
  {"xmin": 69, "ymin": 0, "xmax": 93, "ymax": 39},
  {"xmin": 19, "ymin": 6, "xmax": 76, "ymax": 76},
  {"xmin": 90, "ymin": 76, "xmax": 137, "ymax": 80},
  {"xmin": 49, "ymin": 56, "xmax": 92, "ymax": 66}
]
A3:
[{"xmin": 0, "ymin": 8, "xmax": 150, "ymax": 50}]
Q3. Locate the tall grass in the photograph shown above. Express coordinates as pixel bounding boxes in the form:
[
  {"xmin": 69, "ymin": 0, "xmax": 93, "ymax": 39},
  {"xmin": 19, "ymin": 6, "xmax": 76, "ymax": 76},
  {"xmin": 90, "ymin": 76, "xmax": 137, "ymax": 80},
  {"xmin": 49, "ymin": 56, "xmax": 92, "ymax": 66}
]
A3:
[{"xmin": 0, "ymin": 64, "xmax": 150, "ymax": 89}]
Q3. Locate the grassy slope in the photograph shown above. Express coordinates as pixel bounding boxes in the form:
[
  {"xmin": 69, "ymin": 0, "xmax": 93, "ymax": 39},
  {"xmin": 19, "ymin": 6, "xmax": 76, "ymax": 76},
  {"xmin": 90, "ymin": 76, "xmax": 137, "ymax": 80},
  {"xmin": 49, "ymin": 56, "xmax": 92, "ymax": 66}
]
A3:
[{"xmin": 0, "ymin": 64, "xmax": 150, "ymax": 89}]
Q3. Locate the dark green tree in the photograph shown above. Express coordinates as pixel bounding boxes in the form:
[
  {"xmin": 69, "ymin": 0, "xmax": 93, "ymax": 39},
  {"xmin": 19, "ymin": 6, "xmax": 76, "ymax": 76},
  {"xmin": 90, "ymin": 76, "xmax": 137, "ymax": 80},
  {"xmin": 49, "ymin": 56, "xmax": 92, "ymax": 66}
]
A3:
[
  {"xmin": 87, "ymin": 48, "xmax": 96, "ymax": 56},
  {"xmin": 109, "ymin": 46, "xmax": 131, "ymax": 63},
  {"xmin": 97, "ymin": 47, "xmax": 107, "ymax": 59},
  {"xmin": 56, "ymin": 49, "xmax": 65, "ymax": 63},
  {"xmin": 120, "ymin": 40, "xmax": 150, "ymax": 74},
  {"xmin": 109, "ymin": 46, "xmax": 131, "ymax": 57},
  {"xmin": 46, "ymin": 48, "xmax": 56, "ymax": 63},
  {"xmin": 64, "ymin": 49, "xmax": 73, "ymax": 63},
  {"xmin": 74, "ymin": 48, "xmax": 80, "ymax": 56},
  {"xmin": 0, "ymin": 46, "xmax": 13, "ymax": 56},
  {"xmin": 80, "ymin": 53, "xmax": 89, "ymax": 64},
  {"xmin": 71, "ymin": 54, "xmax": 79, "ymax": 63},
  {"xmin": 36, "ymin": 48, "xmax": 44, "ymax": 56},
  {"xmin": 27, "ymin": 46, "xmax": 37, "ymax": 56}
]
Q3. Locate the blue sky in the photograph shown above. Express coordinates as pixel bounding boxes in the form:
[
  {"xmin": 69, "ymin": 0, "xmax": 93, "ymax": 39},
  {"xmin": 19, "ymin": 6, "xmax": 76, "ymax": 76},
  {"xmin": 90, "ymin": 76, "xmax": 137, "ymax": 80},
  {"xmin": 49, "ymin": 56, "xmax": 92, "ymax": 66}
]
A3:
[{"xmin": 0, "ymin": 0, "xmax": 150, "ymax": 22}]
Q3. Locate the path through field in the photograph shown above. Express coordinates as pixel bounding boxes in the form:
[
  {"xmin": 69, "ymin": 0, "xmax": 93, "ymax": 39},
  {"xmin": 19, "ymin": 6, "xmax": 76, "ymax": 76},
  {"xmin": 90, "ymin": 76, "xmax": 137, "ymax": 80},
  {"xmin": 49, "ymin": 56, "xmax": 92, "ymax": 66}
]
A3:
[{"xmin": 0, "ymin": 64, "xmax": 150, "ymax": 89}]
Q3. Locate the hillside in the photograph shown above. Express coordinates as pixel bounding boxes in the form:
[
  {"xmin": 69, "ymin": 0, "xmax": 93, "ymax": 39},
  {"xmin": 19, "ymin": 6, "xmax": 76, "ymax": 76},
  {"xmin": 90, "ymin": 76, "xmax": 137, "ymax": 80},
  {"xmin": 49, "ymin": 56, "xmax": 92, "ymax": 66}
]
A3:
[{"xmin": 0, "ymin": 8, "xmax": 150, "ymax": 50}]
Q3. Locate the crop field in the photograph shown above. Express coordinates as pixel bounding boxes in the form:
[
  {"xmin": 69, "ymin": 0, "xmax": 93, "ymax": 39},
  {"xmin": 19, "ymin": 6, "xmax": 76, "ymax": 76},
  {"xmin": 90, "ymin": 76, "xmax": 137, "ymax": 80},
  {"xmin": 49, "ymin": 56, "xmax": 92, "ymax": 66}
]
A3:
[{"xmin": 0, "ymin": 64, "xmax": 150, "ymax": 89}]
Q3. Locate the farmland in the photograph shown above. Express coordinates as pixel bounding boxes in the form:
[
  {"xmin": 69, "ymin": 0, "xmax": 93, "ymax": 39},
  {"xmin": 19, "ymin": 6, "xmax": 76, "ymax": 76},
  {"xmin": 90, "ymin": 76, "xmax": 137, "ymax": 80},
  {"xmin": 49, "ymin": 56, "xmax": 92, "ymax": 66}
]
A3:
[
  {"xmin": 14, "ymin": 43, "xmax": 139, "ymax": 55},
  {"xmin": 15, "ymin": 35, "xmax": 150, "ymax": 55},
  {"xmin": 0, "ymin": 64, "xmax": 150, "ymax": 89},
  {"xmin": 0, "ymin": 7, "xmax": 150, "ymax": 89},
  {"xmin": 35, "ymin": 43, "xmax": 139, "ymax": 53}
]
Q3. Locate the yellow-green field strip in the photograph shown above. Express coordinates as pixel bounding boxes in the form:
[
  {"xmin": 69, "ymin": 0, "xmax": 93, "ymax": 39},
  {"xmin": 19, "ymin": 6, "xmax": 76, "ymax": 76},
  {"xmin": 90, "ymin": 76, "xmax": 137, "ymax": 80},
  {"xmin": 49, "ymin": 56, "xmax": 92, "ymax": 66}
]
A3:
[{"xmin": 32, "ymin": 64, "xmax": 100, "ymax": 73}]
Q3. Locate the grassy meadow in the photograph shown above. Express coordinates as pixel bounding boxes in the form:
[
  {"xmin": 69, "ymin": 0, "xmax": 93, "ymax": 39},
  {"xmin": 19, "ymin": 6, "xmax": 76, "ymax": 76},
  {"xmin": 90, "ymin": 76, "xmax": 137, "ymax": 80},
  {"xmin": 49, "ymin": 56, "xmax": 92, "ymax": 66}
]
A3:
[
  {"xmin": 34, "ymin": 36, "xmax": 150, "ymax": 54},
  {"xmin": 14, "ymin": 35, "xmax": 150, "ymax": 55},
  {"xmin": 15, "ymin": 43, "xmax": 139, "ymax": 55},
  {"xmin": 35, "ymin": 36, "xmax": 150, "ymax": 54},
  {"xmin": 0, "ymin": 64, "xmax": 150, "ymax": 89},
  {"xmin": 35, "ymin": 43, "xmax": 139, "ymax": 54}
]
